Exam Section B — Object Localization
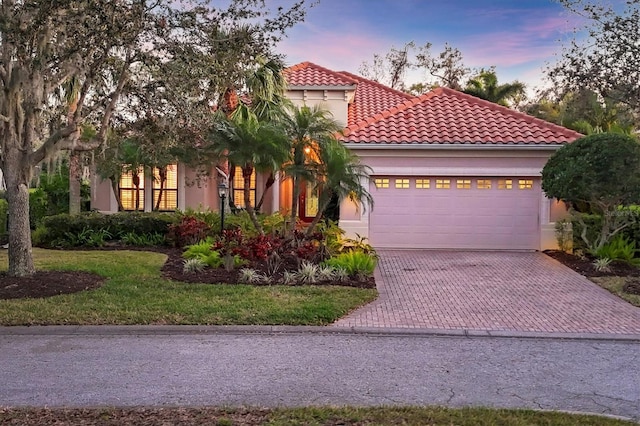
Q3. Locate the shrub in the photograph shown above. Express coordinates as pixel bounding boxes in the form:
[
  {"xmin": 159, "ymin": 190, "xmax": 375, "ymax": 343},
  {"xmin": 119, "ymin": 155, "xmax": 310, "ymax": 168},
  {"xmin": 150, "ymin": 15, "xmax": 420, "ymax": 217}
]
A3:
[
  {"xmin": 296, "ymin": 261, "xmax": 319, "ymax": 284},
  {"xmin": 183, "ymin": 238, "xmax": 223, "ymax": 268},
  {"xmin": 0, "ymin": 199, "xmax": 7, "ymax": 235},
  {"xmin": 168, "ymin": 215, "xmax": 211, "ymax": 247},
  {"xmin": 555, "ymin": 219, "xmax": 572, "ymax": 252},
  {"xmin": 238, "ymin": 268, "xmax": 266, "ymax": 284},
  {"xmin": 325, "ymin": 251, "xmax": 377, "ymax": 278},
  {"xmin": 108, "ymin": 212, "xmax": 176, "ymax": 237},
  {"xmin": 29, "ymin": 188, "xmax": 48, "ymax": 228},
  {"xmin": 593, "ymin": 257, "xmax": 612, "ymax": 273},
  {"xmin": 120, "ymin": 232, "xmax": 166, "ymax": 246},
  {"xmin": 183, "ymin": 258, "xmax": 206, "ymax": 274},
  {"xmin": 592, "ymin": 234, "xmax": 640, "ymax": 266}
]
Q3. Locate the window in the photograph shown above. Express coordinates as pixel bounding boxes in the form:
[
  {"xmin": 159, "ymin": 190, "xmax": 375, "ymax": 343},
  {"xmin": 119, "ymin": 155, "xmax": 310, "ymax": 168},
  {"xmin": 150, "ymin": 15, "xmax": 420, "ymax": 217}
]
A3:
[
  {"xmin": 477, "ymin": 179, "xmax": 492, "ymax": 189},
  {"xmin": 232, "ymin": 166, "xmax": 256, "ymax": 207},
  {"xmin": 152, "ymin": 165, "xmax": 178, "ymax": 211},
  {"xmin": 435, "ymin": 179, "xmax": 450, "ymax": 189},
  {"xmin": 519, "ymin": 179, "xmax": 534, "ymax": 190},
  {"xmin": 416, "ymin": 179, "xmax": 430, "ymax": 189},
  {"xmin": 374, "ymin": 178, "xmax": 389, "ymax": 188},
  {"xmin": 395, "ymin": 178, "xmax": 409, "ymax": 189},
  {"xmin": 498, "ymin": 179, "xmax": 513, "ymax": 190},
  {"xmin": 457, "ymin": 179, "xmax": 471, "ymax": 189},
  {"xmin": 119, "ymin": 167, "xmax": 144, "ymax": 211}
]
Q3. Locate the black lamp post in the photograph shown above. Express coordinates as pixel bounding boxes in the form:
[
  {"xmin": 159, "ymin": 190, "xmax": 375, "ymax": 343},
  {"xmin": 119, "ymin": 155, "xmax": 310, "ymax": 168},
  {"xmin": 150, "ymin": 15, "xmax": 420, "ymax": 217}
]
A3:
[{"xmin": 218, "ymin": 182, "xmax": 228, "ymax": 234}]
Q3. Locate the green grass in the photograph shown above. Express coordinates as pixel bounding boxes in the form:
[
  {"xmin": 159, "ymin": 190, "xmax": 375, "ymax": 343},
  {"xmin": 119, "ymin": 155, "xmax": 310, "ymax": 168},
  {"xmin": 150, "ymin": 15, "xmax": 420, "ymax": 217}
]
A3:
[
  {"xmin": 0, "ymin": 406, "xmax": 633, "ymax": 425},
  {"xmin": 590, "ymin": 276, "xmax": 640, "ymax": 307},
  {"xmin": 0, "ymin": 249, "xmax": 377, "ymax": 326}
]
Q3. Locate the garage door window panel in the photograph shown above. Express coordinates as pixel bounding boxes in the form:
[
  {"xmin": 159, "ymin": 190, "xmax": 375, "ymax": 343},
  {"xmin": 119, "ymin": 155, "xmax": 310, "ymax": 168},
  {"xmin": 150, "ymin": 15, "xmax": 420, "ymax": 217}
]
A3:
[
  {"xmin": 374, "ymin": 178, "xmax": 389, "ymax": 188},
  {"xmin": 395, "ymin": 178, "xmax": 409, "ymax": 189},
  {"xmin": 498, "ymin": 179, "xmax": 513, "ymax": 189},
  {"xmin": 416, "ymin": 179, "xmax": 430, "ymax": 189},
  {"xmin": 436, "ymin": 179, "xmax": 450, "ymax": 189}
]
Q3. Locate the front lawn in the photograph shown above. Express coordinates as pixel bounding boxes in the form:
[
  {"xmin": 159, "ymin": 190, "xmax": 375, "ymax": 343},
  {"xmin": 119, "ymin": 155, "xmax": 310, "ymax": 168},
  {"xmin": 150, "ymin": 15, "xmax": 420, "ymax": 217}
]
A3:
[
  {"xmin": 0, "ymin": 249, "xmax": 377, "ymax": 326},
  {"xmin": 0, "ymin": 406, "xmax": 633, "ymax": 425}
]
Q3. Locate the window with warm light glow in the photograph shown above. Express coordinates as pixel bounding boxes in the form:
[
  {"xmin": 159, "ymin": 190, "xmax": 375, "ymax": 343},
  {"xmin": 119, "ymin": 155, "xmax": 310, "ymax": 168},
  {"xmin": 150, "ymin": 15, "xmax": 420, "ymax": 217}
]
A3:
[
  {"xmin": 498, "ymin": 179, "xmax": 513, "ymax": 190},
  {"xmin": 416, "ymin": 179, "xmax": 430, "ymax": 189},
  {"xmin": 119, "ymin": 168, "xmax": 145, "ymax": 211},
  {"xmin": 395, "ymin": 178, "xmax": 409, "ymax": 189},
  {"xmin": 152, "ymin": 165, "xmax": 178, "ymax": 211},
  {"xmin": 477, "ymin": 179, "xmax": 492, "ymax": 189},
  {"xmin": 436, "ymin": 179, "xmax": 451, "ymax": 189},
  {"xmin": 457, "ymin": 179, "xmax": 471, "ymax": 189},
  {"xmin": 232, "ymin": 166, "xmax": 256, "ymax": 207},
  {"xmin": 374, "ymin": 178, "xmax": 389, "ymax": 188},
  {"xmin": 519, "ymin": 179, "xmax": 534, "ymax": 190}
]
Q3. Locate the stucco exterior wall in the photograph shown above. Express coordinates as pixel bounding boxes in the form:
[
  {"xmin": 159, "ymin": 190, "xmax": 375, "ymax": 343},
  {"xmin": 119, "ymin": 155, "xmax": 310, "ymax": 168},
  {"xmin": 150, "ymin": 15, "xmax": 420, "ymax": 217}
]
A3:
[{"xmin": 286, "ymin": 89, "xmax": 351, "ymax": 127}]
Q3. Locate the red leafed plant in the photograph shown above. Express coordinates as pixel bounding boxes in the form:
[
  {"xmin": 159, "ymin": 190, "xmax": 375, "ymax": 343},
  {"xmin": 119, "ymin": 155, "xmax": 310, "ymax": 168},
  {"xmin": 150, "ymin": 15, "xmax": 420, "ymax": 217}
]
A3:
[{"xmin": 168, "ymin": 216, "xmax": 211, "ymax": 247}]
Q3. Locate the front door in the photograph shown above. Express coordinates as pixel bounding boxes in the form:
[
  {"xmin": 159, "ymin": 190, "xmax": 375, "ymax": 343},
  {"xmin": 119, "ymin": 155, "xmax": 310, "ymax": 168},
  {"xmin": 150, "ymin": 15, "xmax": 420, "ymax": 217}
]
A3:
[{"xmin": 299, "ymin": 181, "xmax": 319, "ymax": 223}]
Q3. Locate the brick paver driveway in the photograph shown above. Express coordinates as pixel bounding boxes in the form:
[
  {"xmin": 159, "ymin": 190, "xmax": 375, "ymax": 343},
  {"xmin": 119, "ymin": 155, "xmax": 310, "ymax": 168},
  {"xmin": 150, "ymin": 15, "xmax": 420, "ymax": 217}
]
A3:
[{"xmin": 333, "ymin": 250, "xmax": 640, "ymax": 334}]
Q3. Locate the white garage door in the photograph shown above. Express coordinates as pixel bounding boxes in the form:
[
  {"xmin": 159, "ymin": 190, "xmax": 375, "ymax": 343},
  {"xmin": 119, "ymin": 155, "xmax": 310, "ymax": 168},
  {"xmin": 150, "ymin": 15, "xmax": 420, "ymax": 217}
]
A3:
[{"xmin": 369, "ymin": 177, "xmax": 540, "ymax": 250}]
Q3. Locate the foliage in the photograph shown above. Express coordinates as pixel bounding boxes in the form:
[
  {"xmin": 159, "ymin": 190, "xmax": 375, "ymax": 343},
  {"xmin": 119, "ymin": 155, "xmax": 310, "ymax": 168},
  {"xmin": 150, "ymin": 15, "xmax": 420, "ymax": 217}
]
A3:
[
  {"xmin": 238, "ymin": 268, "xmax": 267, "ymax": 285},
  {"xmin": 555, "ymin": 219, "xmax": 572, "ymax": 253},
  {"xmin": 542, "ymin": 133, "xmax": 640, "ymax": 251},
  {"xmin": 325, "ymin": 251, "xmax": 377, "ymax": 278},
  {"xmin": 0, "ymin": 0, "xmax": 309, "ymax": 277},
  {"xmin": 549, "ymin": 0, "xmax": 640, "ymax": 117},
  {"xmin": 0, "ymin": 199, "xmax": 7, "ymax": 235},
  {"xmin": 592, "ymin": 258, "xmax": 612, "ymax": 273},
  {"xmin": 592, "ymin": 235, "xmax": 640, "ymax": 266},
  {"xmin": 208, "ymin": 105, "xmax": 290, "ymax": 234},
  {"xmin": 304, "ymin": 140, "xmax": 374, "ymax": 236},
  {"xmin": 168, "ymin": 216, "xmax": 212, "ymax": 248},
  {"xmin": 119, "ymin": 232, "xmax": 167, "ymax": 247},
  {"xmin": 183, "ymin": 239, "xmax": 224, "ymax": 268},
  {"xmin": 182, "ymin": 258, "xmax": 207, "ymax": 274},
  {"xmin": 28, "ymin": 189, "xmax": 48, "ymax": 229},
  {"xmin": 36, "ymin": 212, "xmax": 175, "ymax": 248},
  {"xmin": 59, "ymin": 228, "xmax": 112, "ymax": 248},
  {"xmin": 463, "ymin": 69, "xmax": 526, "ymax": 107},
  {"xmin": 36, "ymin": 162, "xmax": 90, "ymax": 217},
  {"xmin": 336, "ymin": 234, "xmax": 376, "ymax": 255},
  {"xmin": 296, "ymin": 261, "xmax": 320, "ymax": 284}
]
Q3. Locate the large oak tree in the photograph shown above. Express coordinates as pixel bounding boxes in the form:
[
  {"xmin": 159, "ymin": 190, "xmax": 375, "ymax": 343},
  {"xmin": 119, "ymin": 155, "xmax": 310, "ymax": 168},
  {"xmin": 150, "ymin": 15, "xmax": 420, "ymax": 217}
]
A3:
[{"xmin": 0, "ymin": 0, "xmax": 308, "ymax": 277}]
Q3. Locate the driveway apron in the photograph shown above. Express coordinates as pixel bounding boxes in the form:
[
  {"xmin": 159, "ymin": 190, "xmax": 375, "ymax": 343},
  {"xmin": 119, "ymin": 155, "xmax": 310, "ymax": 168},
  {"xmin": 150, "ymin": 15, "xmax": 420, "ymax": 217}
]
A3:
[{"xmin": 333, "ymin": 250, "xmax": 640, "ymax": 334}]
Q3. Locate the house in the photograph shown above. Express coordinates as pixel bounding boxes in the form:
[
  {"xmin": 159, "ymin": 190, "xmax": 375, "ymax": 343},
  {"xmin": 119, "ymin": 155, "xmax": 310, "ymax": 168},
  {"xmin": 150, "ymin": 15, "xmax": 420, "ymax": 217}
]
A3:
[{"xmin": 91, "ymin": 61, "xmax": 582, "ymax": 250}]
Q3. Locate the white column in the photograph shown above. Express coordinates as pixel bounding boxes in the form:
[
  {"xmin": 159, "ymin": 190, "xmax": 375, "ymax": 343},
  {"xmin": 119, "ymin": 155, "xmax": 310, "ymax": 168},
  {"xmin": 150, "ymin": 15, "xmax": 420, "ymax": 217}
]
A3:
[{"xmin": 271, "ymin": 172, "xmax": 281, "ymax": 213}]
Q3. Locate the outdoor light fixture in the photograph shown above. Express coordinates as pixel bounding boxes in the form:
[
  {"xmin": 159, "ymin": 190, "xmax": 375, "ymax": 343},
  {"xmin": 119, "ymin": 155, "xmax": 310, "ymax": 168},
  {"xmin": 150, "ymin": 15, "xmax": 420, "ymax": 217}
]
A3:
[{"xmin": 218, "ymin": 181, "xmax": 228, "ymax": 234}]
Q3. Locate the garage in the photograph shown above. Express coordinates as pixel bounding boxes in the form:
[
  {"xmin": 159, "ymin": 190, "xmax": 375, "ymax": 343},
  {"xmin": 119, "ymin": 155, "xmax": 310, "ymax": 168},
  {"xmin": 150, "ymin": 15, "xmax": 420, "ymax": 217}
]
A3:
[{"xmin": 368, "ymin": 176, "xmax": 541, "ymax": 250}]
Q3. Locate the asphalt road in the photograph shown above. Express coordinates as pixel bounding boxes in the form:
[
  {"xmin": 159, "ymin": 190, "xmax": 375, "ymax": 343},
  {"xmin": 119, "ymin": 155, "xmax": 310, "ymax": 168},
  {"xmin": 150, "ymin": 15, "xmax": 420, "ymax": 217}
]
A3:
[{"xmin": 0, "ymin": 329, "xmax": 638, "ymax": 421}]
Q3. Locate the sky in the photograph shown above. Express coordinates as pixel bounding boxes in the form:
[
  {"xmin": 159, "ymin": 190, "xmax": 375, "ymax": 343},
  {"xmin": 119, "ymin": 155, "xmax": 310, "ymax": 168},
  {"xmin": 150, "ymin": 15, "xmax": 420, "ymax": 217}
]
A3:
[{"xmin": 274, "ymin": 0, "xmax": 585, "ymax": 94}]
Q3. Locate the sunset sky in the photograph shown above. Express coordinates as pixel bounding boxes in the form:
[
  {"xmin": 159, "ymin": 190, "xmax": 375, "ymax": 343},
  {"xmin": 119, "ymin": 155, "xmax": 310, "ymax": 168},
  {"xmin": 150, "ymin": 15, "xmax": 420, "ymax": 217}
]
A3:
[{"xmin": 275, "ymin": 0, "xmax": 586, "ymax": 93}]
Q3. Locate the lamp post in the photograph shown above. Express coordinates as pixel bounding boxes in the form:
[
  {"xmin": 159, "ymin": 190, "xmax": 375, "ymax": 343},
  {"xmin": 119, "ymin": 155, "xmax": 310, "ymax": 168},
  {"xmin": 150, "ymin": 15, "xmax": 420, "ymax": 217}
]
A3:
[{"xmin": 218, "ymin": 182, "xmax": 228, "ymax": 234}]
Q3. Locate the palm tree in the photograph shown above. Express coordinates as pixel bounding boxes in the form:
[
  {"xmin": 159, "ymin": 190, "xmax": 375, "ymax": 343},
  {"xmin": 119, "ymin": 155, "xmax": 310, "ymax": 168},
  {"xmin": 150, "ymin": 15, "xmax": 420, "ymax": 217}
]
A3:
[
  {"xmin": 209, "ymin": 105, "xmax": 290, "ymax": 234},
  {"xmin": 280, "ymin": 104, "xmax": 343, "ymax": 234},
  {"xmin": 305, "ymin": 140, "xmax": 374, "ymax": 236},
  {"xmin": 57, "ymin": 75, "xmax": 83, "ymax": 214},
  {"xmin": 463, "ymin": 70, "xmax": 525, "ymax": 107}
]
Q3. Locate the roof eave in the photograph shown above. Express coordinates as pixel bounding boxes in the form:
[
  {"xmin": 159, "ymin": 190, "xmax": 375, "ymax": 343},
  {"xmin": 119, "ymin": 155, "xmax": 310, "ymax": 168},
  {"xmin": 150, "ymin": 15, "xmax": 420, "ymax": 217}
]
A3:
[{"xmin": 341, "ymin": 141, "xmax": 568, "ymax": 150}]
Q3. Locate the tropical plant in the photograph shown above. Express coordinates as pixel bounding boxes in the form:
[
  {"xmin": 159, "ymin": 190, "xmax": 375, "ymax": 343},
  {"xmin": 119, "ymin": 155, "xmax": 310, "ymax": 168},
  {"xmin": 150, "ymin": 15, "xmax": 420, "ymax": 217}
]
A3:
[
  {"xmin": 296, "ymin": 261, "xmax": 319, "ymax": 284},
  {"xmin": 183, "ymin": 258, "xmax": 207, "ymax": 274},
  {"xmin": 592, "ymin": 257, "xmax": 612, "ymax": 273},
  {"xmin": 555, "ymin": 219, "xmax": 572, "ymax": 253},
  {"xmin": 304, "ymin": 140, "xmax": 374, "ymax": 236},
  {"xmin": 463, "ymin": 69, "xmax": 526, "ymax": 107},
  {"xmin": 325, "ymin": 251, "xmax": 377, "ymax": 278},
  {"xmin": 238, "ymin": 268, "xmax": 267, "ymax": 285},
  {"xmin": 280, "ymin": 104, "xmax": 344, "ymax": 234},
  {"xmin": 209, "ymin": 105, "xmax": 290, "ymax": 234},
  {"xmin": 592, "ymin": 234, "xmax": 640, "ymax": 266}
]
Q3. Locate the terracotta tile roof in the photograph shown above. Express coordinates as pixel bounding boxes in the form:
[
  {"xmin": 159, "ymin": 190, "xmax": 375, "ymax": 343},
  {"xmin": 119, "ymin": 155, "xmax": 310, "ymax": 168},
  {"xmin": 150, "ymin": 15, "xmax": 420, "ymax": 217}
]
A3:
[
  {"xmin": 342, "ymin": 87, "xmax": 582, "ymax": 145},
  {"xmin": 284, "ymin": 62, "xmax": 358, "ymax": 87},
  {"xmin": 337, "ymin": 71, "xmax": 414, "ymax": 127}
]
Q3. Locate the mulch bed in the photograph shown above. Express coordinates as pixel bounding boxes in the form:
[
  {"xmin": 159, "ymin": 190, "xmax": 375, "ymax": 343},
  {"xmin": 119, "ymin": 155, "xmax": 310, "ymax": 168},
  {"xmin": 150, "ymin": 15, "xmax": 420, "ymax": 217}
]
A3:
[
  {"xmin": 544, "ymin": 249, "xmax": 640, "ymax": 278},
  {"xmin": 1, "ymin": 246, "xmax": 374, "ymax": 301}
]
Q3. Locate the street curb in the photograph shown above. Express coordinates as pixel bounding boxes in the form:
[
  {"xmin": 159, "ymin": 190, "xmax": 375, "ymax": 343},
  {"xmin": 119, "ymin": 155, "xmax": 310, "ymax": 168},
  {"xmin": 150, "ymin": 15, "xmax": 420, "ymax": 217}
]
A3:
[{"xmin": 1, "ymin": 325, "xmax": 639, "ymax": 342}]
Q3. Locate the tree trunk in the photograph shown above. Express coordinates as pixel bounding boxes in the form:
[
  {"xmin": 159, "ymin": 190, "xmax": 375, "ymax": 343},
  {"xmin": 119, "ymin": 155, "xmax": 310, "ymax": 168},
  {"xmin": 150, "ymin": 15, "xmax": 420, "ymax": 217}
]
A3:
[
  {"xmin": 154, "ymin": 167, "xmax": 167, "ymax": 211},
  {"xmin": 68, "ymin": 151, "xmax": 82, "ymax": 214},
  {"xmin": 110, "ymin": 176, "xmax": 124, "ymax": 211},
  {"xmin": 4, "ymin": 146, "xmax": 35, "ymax": 277},
  {"xmin": 305, "ymin": 191, "xmax": 332, "ymax": 237},
  {"xmin": 289, "ymin": 176, "xmax": 300, "ymax": 236},
  {"xmin": 133, "ymin": 173, "xmax": 140, "ymax": 211},
  {"xmin": 255, "ymin": 172, "xmax": 275, "ymax": 212},
  {"xmin": 243, "ymin": 165, "xmax": 264, "ymax": 235}
]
